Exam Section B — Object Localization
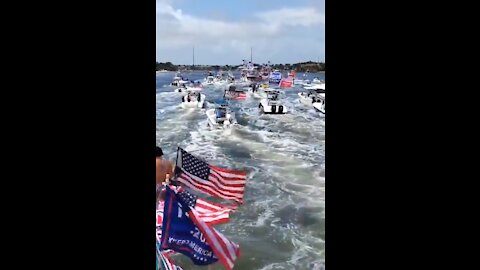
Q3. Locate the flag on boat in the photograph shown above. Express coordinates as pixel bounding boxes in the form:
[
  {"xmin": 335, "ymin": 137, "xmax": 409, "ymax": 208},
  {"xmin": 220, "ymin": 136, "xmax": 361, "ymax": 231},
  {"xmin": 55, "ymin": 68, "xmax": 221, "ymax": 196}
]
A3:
[
  {"xmin": 175, "ymin": 147, "xmax": 247, "ymax": 203},
  {"xmin": 161, "ymin": 186, "xmax": 240, "ymax": 270},
  {"xmin": 269, "ymin": 71, "xmax": 282, "ymax": 83},
  {"xmin": 279, "ymin": 77, "xmax": 294, "ymax": 88},
  {"xmin": 288, "ymin": 70, "xmax": 296, "ymax": 78},
  {"xmin": 157, "ymin": 187, "xmax": 235, "ymax": 230},
  {"xmin": 232, "ymin": 92, "xmax": 247, "ymax": 100}
]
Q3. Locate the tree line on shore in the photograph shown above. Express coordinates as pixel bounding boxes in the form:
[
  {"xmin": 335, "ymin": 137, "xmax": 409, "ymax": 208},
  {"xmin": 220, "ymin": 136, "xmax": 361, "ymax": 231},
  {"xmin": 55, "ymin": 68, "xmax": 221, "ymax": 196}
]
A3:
[{"xmin": 156, "ymin": 61, "xmax": 325, "ymax": 72}]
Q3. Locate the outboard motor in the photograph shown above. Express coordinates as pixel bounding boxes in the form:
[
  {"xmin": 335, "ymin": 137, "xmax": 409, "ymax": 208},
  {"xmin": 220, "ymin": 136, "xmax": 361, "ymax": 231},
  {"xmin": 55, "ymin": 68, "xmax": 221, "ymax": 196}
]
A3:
[
  {"xmin": 279, "ymin": 105, "xmax": 284, "ymax": 113},
  {"xmin": 182, "ymin": 96, "xmax": 185, "ymax": 102},
  {"xmin": 187, "ymin": 96, "xmax": 191, "ymax": 102},
  {"xmin": 271, "ymin": 105, "xmax": 277, "ymax": 113},
  {"xmin": 197, "ymin": 94, "xmax": 201, "ymax": 102}
]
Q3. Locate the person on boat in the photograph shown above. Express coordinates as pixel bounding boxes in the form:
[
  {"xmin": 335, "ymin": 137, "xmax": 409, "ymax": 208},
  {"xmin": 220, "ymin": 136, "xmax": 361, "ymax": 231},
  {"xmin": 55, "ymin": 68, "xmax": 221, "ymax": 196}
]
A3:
[{"xmin": 156, "ymin": 147, "xmax": 174, "ymax": 186}]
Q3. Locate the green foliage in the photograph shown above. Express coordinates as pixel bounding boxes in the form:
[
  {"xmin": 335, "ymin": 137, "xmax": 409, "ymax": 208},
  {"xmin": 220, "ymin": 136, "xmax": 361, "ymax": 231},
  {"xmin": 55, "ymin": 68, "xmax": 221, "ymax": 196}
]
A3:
[{"xmin": 156, "ymin": 62, "xmax": 178, "ymax": 71}]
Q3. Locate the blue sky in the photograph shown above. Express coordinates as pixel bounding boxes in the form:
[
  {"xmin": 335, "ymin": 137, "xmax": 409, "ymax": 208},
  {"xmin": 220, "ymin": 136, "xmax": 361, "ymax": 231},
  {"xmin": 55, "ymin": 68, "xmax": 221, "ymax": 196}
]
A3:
[{"xmin": 156, "ymin": 0, "xmax": 325, "ymax": 65}]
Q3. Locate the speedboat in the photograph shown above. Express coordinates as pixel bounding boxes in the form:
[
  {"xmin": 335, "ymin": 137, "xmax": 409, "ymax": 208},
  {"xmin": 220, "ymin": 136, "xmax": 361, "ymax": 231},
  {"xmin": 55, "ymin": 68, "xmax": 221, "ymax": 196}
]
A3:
[
  {"xmin": 312, "ymin": 78, "xmax": 323, "ymax": 84},
  {"xmin": 252, "ymin": 87, "xmax": 277, "ymax": 99},
  {"xmin": 259, "ymin": 91, "xmax": 288, "ymax": 114},
  {"xmin": 304, "ymin": 83, "xmax": 325, "ymax": 91},
  {"xmin": 170, "ymin": 73, "xmax": 189, "ymax": 87},
  {"xmin": 224, "ymin": 84, "xmax": 247, "ymax": 100},
  {"xmin": 269, "ymin": 70, "xmax": 282, "ymax": 84},
  {"xmin": 206, "ymin": 99, "xmax": 237, "ymax": 128},
  {"xmin": 181, "ymin": 91, "xmax": 206, "ymax": 109},
  {"xmin": 204, "ymin": 76, "xmax": 215, "ymax": 85},
  {"xmin": 298, "ymin": 89, "xmax": 326, "ymax": 105},
  {"xmin": 312, "ymin": 93, "xmax": 325, "ymax": 114}
]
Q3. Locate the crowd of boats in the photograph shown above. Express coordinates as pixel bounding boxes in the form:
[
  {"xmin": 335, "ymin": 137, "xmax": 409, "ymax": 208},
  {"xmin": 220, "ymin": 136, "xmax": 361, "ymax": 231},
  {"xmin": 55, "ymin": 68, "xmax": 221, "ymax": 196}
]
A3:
[{"xmin": 166, "ymin": 61, "xmax": 325, "ymax": 129}]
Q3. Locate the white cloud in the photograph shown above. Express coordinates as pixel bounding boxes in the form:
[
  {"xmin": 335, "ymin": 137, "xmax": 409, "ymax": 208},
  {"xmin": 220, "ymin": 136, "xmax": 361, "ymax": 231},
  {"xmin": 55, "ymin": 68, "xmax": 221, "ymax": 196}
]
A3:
[
  {"xmin": 256, "ymin": 7, "xmax": 325, "ymax": 27},
  {"xmin": 156, "ymin": 1, "xmax": 325, "ymax": 64}
]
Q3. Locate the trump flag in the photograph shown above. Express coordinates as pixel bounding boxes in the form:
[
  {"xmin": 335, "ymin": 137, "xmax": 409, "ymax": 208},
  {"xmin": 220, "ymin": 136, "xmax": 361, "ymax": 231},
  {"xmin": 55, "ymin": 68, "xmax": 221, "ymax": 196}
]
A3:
[{"xmin": 161, "ymin": 186, "xmax": 240, "ymax": 270}]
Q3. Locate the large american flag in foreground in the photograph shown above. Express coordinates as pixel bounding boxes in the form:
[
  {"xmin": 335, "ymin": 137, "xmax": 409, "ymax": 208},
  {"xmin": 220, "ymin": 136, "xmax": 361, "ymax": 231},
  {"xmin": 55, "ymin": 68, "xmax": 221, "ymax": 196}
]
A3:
[{"xmin": 176, "ymin": 148, "xmax": 247, "ymax": 204}]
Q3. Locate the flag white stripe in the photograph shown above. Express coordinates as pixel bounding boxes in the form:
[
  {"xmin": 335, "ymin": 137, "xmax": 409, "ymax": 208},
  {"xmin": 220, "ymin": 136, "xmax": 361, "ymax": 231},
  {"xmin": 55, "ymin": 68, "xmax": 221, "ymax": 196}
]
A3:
[
  {"xmin": 210, "ymin": 170, "xmax": 246, "ymax": 185},
  {"xmin": 197, "ymin": 210, "xmax": 231, "ymax": 218},
  {"xmin": 190, "ymin": 209, "xmax": 235, "ymax": 269},
  {"xmin": 210, "ymin": 167, "xmax": 247, "ymax": 180},
  {"xmin": 196, "ymin": 200, "xmax": 225, "ymax": 212},
  {"xmin": 177, "ymin": 176, "xmax": 243, "ymax": 202},
  {"xmin": 179, "ymin": 172, "xmax": 244, "ymax": 199},
  {"xmin": 209, "ymin": 174, "xmax": 246, "ymax": 191},
  {"xmin": 213, "ymin": 227, "xmax": 237, "ymax": 262},
  {"xmin": 181, "ymin": 168, "xmax": 245, "ymax": 194}
]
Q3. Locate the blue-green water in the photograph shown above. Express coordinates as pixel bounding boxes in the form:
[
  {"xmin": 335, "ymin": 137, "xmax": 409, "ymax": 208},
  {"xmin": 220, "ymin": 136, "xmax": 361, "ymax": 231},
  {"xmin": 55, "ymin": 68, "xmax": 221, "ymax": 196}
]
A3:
[{"xmin": 156, "ymin": 71, "xmax": 325, "ymax": 270}]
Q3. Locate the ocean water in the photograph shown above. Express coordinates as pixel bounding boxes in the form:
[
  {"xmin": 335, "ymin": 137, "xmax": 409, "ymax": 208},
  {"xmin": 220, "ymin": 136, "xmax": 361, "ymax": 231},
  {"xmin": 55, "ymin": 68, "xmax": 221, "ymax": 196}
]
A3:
[{"xmin": 156, "ymin": 71, "xmax": 325, "ymax": 270}]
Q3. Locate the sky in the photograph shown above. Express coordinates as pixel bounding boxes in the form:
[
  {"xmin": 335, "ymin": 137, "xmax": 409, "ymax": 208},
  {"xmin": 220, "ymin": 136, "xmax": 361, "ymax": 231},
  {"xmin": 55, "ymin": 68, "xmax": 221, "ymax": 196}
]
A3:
[{"xmin": 156, "ymin": 0, "xmax": 325, "ymax": 65}]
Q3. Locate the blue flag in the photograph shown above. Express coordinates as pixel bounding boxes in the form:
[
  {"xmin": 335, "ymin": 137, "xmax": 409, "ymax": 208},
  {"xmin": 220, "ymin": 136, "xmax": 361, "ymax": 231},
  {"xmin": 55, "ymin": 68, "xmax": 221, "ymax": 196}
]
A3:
[{"xmin": 160, "ymin": 186, "xmax": 219, "ymax": 265}]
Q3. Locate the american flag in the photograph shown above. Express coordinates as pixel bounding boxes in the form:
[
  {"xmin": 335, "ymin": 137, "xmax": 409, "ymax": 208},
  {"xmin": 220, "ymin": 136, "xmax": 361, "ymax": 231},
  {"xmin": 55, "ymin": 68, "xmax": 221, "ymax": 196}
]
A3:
[
  {"xmin": 188, "ymin": 207, "xmax": 240, "ymax": 270},
  {"xmin": 232, "ymin": 92, "xmax": 247, "ymax": 100},
  {"xmin": 175, "ymin": 148, "xmax": 247, "ymax": 203},
  {"xmin": 157, "ymin": 187, "xmax": 234, "ymax": 234}
]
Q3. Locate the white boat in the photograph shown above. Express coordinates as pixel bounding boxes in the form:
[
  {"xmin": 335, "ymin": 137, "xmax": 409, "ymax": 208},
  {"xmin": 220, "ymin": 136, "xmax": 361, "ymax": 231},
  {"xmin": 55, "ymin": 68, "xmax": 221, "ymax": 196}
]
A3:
[
  {"xmin": 304, "ymin": 83, "xmax": 325, "ymax": 91},
  {"xmin": 204, "ymin": 76, "xmax": 215, "ymax": 85},
  {"xmin": 312, "ymin": 78, "xmax": 323, "ymax": 84},
  {"xmin": 312, "ymin": 94, "xmax": 325, "ymax": 114},
  {"xmin": 259, "ymin": 91, "xmax": 288, "ymax": 114},
  {"xmin": 181, "ymin": 91, "xmax": 206, "ymax": 109},
  {"xmin": 298, "ymin": 89, "xmax": 326, "ymax": 105},
  {"xmin": 252, "ymin": 87, "xmax": 277, "ymax": 99},
  {"xmin": 170, "ymin": 74, "xmax": 189, "ymax": 87},
  {"xmin": 224, "ymin": 84, "xmax": 247, "ymax": 100},
  {"xmin": 206, "ymin": 102, "xmax": 237, "ymax": 128}
]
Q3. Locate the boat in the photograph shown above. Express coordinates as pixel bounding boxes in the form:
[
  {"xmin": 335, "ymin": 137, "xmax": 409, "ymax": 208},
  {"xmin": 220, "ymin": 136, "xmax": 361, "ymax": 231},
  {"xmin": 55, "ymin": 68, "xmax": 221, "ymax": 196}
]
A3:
[
  {"xmin": 206, "ymin": 99, "xmax": 237, "ymax": 128},
  {"xmin": 170, "ymin": 73, "xmax": 189, "ymax": 87},
  {"xmin": 204, "ymin": 75, "xmax": 215, "ymax": 85},
  {"xmin": 181, "ymin": 90, "xmax": 206, "ymax": 109},
  {"xmin": 224, "ymin": 84, "xmax": 247, "ymax": 100},
  {"xmin": 252, "ymin": 86, "xmax": 277, "ymax": 99},
  {"xmin": 173, "ymin": 85, "xmax": 187, "ymax": 93},
  {"xmin": 298, "ymin": 89, "xmax": 326, "ymax": 105},
  {"xmin": 304, "ymin": 83, "xmax": 325, "ymax": 91},
  {"xmin": 312, "ymin": 93, "xmax": 325, "ymax": 114},
  {"xmin": 258, "ymin": 90, "xmax": 288, "ymax": 114},
  {"xmin": 312, "ymin": 78, "xmax": 323, "ymax": 84}
]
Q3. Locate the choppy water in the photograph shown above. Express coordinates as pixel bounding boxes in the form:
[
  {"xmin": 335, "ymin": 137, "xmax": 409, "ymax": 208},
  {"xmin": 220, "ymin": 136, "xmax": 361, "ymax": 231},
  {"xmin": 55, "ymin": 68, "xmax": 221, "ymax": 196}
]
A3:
[{"xmin": 156, "ymin": 71, "xmax": 325, "ymax": 270}]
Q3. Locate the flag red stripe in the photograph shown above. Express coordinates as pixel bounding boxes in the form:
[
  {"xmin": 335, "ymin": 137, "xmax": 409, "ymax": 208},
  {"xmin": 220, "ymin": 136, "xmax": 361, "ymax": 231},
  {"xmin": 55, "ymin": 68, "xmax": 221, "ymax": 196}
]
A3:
[
  {"xmin": 210, "ymin": 169, "xmax": 247, "ymax": 182},
  {"xmin": 181, "ymin": 169, "xmax": 245, "ymax": 196},
  {"xmin": 177, "ymin": 174, "xmax": 244, "ymax": 203},
  {"xmin": 212, "ymin": 226, "xmax": 238, "ymax": 262},
  {"xmin": 209, "ymin": 165, "xmax": 247, "ymax": 176},
  {"xmin": 183, "ymin": 172, "xmax": 245, "ymax": 197},
  {"xmin": 188, "ymin": 209, "xmax": 236, "ymax": 270},
  {"xmin": 178, "ymin": 174, "xmax": 243, "ymax": 202},
  {"xmin": 209, "ymin": 172, "xmax": 246, "ymax": 189},
  {"xmin": 196, "ymin": 199, "xmax": 238, "ymax": 211}
]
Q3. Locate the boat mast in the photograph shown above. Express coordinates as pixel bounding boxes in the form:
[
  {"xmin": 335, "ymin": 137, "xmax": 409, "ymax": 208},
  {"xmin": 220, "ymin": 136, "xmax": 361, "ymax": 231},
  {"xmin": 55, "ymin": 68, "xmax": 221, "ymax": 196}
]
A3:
[
  {"xmin": 193, "ymin": 46, "xmax": 195, "ymax": 71},
  {"xmin": 250, "ymin": 47, "xmax": 253, "ymax": 63}
]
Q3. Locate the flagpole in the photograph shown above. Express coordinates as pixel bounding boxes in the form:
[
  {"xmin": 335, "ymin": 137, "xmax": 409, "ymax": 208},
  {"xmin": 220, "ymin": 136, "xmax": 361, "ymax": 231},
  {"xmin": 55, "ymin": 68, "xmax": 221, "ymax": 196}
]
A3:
[{"xmin": 171, "ymin": 146, "xmax": 180, "ymax": 186}]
